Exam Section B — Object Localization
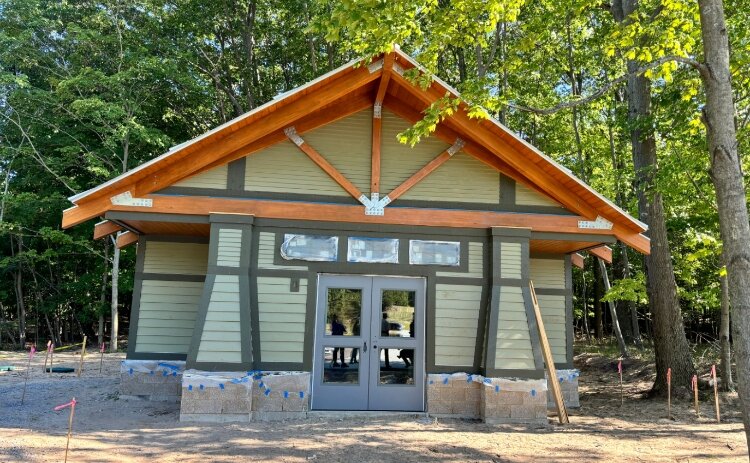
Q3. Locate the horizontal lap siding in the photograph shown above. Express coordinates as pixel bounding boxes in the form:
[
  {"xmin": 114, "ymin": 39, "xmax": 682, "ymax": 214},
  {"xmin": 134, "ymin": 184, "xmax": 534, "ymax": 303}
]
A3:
[
  {"xmin": 142, "ymin": 242, "xmax": 209, "ymax": 275},
  {"xmin": 515, "ymin": 182, "xmax": 563, "ymax": 208},
  {"xmin": 244, "ymin": 140, "xmax": 348, "ymax": 196},
  {"xmin": 135, "ymin": 280, "xmax": 203, "ymax": 354},
  {"xmin": 257, "ymin": 232, "xmax": 308, "ymax": 270},
  {"xmin": 500, "ymin": 242, "xmax": 522, "ymax": 279},
  {"xmin": 257, "ymin": 276, "xmax": 307, "ymax": 363},
  {"xmin": 303, "ymin": 109, "xmax": 372, "ymax": 193},
  {"xmin": 434, "ymin": 284, "xmax": 481, "ymax": 367},
  {"xmin": 530, "ymin": 258, "xmax": 567, "ymax": 363},
  {"xmin": 495, "ymin": 286, "xmax": 535, "ymax": 369},
  {"xmin": 196, "ymin": 275, "xmax": 242, "ymax": 363},
  {"xmin": 380, "ymin": 110, "xmax": 499, "ymax": 203},
  {"xmin": 436, "ymin": 242, "xmax": 483, "ymax": 278},
  {"xmin": 173, "ymin": 164, "xmax": 227, "ymax": 189},
  {"xmin": 217, "ymin": 229, "xmax": 242, "ymax": 267}
]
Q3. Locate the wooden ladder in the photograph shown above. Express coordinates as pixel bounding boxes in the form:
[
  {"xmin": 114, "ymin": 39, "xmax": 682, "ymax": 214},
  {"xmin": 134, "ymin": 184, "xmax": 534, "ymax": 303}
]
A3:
[{"xmin": 530, "ymin": 280, "xmax": 570, "ymax": 424}]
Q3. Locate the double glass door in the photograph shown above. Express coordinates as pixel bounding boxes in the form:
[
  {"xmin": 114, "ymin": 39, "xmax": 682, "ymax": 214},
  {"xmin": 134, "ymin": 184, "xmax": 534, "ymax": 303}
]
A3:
[{"xmin": 312, "ymin": 275, "xmax": 425, "ymax": 411}]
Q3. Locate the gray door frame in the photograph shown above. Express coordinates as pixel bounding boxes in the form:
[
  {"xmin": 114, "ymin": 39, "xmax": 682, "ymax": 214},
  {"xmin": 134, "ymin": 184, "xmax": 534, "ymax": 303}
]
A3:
[{"xmin": 311, "ymin": 274, "xmax": 425, "ymax": 411}]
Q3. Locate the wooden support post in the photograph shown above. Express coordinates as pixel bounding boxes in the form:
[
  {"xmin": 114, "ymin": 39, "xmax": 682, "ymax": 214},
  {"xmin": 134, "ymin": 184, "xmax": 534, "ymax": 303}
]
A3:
[
  {"xmin": 693, "ymin": 374, "xmax": 699, "ymax": 416},
  {"xmin": 529, "ymin": 281, "xmax": 569, "ymax": 424},
  {"xmin": 284, "ymin": 127, "xmax": 365, "ymax": 201},
  {"xmin": 371, "ymin": 112, "xmax": 382, "ymax": 194},
  {"xmin": 43, "ymin": 340, "xmax": 51, "ymax": 373},
  {"xmin": 667, "ymin": 367, "xmax": 672, "ymax": 419},
  {"xmin": 99, "ymin": 342, "xmax": 105, "ymax": 375},
  {"xmin": 77, "ymin": 336, "xmax": 87, "ymax": 377},
  {"xmin": 49, "ymin": 343, "xmax": 54, "ymax": 373},
  {"xmin": 618, "ymin": 360, "xmax": 623, "ymax": 407},
  {"xmin": 54, "ymin": 398, "xmax": 77, "ymax": 463}
]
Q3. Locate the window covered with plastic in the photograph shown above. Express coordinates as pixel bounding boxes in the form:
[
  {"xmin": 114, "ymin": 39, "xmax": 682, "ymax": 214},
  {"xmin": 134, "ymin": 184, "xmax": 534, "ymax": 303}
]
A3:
[
  {"xmin": 347, "ymin": 237, "xmax": 399, "ymax": 263},
  {"xmin": 409, "ymin": 240, "xmax": 460, "ymax": 266},
  {"xmin": 280, "ymin": 234, "xmax": 338, "ymax": 261}
]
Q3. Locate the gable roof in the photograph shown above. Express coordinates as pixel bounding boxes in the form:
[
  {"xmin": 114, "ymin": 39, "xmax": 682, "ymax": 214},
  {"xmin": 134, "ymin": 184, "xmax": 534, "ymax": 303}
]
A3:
[{"xmin": 63, "ymin": 47, "xmax": 649, "ymax": 254}]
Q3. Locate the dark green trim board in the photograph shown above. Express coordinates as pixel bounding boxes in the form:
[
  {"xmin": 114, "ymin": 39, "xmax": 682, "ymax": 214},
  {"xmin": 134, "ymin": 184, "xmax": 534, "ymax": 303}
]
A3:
[
  {"xmin": 565, "ymin": 254, "xmax": 574, "ymax": 365},
  {"xmin": 186, "ymin": 273, "xmax": 216, "ymax": 366},
  {"xmin": 126, "ymin": 236, "xmax": 147, "ymax": 359},
  {"xmin": 499, "ymin": 174, "xmax": 516, "ymax": 206},
  {"xmin": 227, "ymin": 157, "xmax": 246, "ymax": 192},
  {"xmin": 530, "ymin": 231, "xmax": 617, "ymax": 243},
  {"xmin": 106, "ymin": 210, "xmax": 209, "ymax": 224},
  {"xmin": 135, "ymin": 273, "xmax": 205, "ymax": 282}
]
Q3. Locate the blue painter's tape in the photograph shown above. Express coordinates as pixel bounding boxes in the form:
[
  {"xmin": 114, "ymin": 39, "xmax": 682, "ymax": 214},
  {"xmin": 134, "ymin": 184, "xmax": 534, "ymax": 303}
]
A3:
[
  {"xmin": 219, "ymin": 384, "xmax": 225, "ymax": 390},
  {"xmin": 284, "ymin": 391, "xmax": 289, "ymax": 398},
  {"xmin": 199, "ymin": 384, "xmax": 204, "ymax": 390},
  {"xmin": 467, "ymin": 374, "xmax": 473, "ymax": 383},
  {"xmin": 163, "ymin": 371, "xmax": 168, "ymax": 377},
  {"xmin": 129, "ymin": 368, "xmax": 133, "ymax": 375},
  {"xmin": 149, "ymin": 370, "xmax": 154, "ymax": 375},
  {"xmin": 484, "ymin": 378, "xmax": 492, "ymax": 384},
  {"xmin": 173, "ymin": 372, "xmax": 177, "ymax": 377},
  {"xmin": 495, "ymin": 385, "xmax": 500, "ymax": 393},
  {"xmin": 531, "ymin": 389, "xmax": 536, "ymax": 397},
  {"xmin": 299, "ymin": 391, "xmax": 304, "ymax": 398},
  {"xmin": 559, "ymin": 377, "xmax": 564, "ymax": 383},
  {"xmin": 264, "ymin": 389, "xmax": 271, "ymax": 396},
  {"xmin": 158, "ymin": 362, "xmax": 180, "ymax": 371},
  {"xmin": 258, "ymin": 381, "xmax": 265, "ymax": 389},
  {"xmin": 428, "ymin": 380, "xmax": 434, "ymax": 385},
  {"xmin": 443, "ymin": 377, "xmax": 449, "ymax": 385},
  {"xmin": 188, "ymin": 385, "xmax": 193, "ymax": 391}
]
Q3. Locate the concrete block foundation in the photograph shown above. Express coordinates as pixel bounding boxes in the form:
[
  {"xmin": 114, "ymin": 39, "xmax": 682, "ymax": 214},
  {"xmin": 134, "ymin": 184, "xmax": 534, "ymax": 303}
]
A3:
[
  {"xmin": 546, "ymin": 369, "xmax": 580, "ymax": 409},
  {"xmin": 119, "ymin": 360, "xmax": 185, "ymax": 402},
  {"xmin": 426, "ymin": 373, "xmax": 550, "ymax": 424}
]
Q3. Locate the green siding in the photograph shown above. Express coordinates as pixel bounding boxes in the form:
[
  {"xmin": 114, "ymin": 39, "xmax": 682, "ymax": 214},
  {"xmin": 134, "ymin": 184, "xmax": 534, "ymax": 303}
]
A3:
[
  {"xmin": 515, "ymin": 182, "xmax": 562, "ymax": 208},
  {"xmin": 196, "ymin": 274, "xmax": 242, "ymax": 363},
  {"xmin": 434, "ymin": 284, "xmax": 481, "ymax": 367},
  {"xmin": 217, "ymin": 229, "xmax": 243, "ymax": 267},
  {"xmin": 257, "ymin": 276, "xmax": 307, "ymax": 363},
  {"xmin": 142, "ymin": 241, "xmax": 208, "ymax": 275},
  {"xmin": 530, "ymin": 258, "xmax": 565, "ymax": 289},
  {"xmin": 530, "ymin": 258, "xmax": 567, "ymax": 363},
  {"xmin": 436, "ymin": 242, "xmax": 483, "ymax": 278},
  {"xmin": 380, "ymin": 110, "xmax": 499, "ymax": 203},
  {"xmin": 500, "ymin": 242, "xmax": 522, "ymax": 279},
  {"xmin": 135, "ymin": 280, "xmax": 203, "ymax": 354},
  {"xmin": 173, "ymin": 164, "xmax": 227, "ymax": 189},
  {"xmin": 495, "ymin": 286, "xmax": 535, "ymax": 369}
]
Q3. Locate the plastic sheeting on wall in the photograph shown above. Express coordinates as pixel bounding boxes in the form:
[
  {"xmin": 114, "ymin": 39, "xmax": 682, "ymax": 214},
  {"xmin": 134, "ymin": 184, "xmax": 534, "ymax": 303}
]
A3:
[
  {"xmin": 347, "ymin": 237, "xmax": 399, "ymax": 263},
  {"xmin": 409, "ymin": 240, "xmax": 460, "ymax": 266},
  {"xmin": 280, "ymin": 234, "xmax": 338, "ymax": 261}
]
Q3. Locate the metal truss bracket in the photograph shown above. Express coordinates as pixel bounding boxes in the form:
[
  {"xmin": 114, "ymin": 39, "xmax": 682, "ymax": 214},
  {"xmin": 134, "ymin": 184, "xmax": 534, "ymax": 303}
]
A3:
[
  {"xmin": 578, "ymin": 215, "xmax": 613, "ymax": 230},
  {"xmin": 359, "ymin": 193, "xmax": 391, "ymax": 216},
  {"xmin": 367, "ymin": 59, "xmax": 384, "ymax": 74},
  {"xmin": 284, "ymin": 126, "xmax": 304, "ymax": 147},
  {"xmin": 373, "ymin": 102, "xmax": 382, "ymax": 119},
  {"xmin": 447, "ymin": 138, "xmax": 465, "ymax": 156},
  {"xmin": 110, "ymin": 191, "xmax": 153, "ymax": 208}
]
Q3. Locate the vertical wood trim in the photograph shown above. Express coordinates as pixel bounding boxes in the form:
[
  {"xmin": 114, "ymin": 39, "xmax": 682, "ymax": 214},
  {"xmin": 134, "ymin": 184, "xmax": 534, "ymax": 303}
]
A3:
[{"xmin": 371, "ymin": 116, "xmax": 382, "ymax": 194}]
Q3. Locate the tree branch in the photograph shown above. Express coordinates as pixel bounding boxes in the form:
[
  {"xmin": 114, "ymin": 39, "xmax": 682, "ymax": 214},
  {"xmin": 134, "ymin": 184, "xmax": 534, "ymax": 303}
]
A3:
[{"xmin": 504, "ymin": 55, "xmax": 706, "ymax": 115}]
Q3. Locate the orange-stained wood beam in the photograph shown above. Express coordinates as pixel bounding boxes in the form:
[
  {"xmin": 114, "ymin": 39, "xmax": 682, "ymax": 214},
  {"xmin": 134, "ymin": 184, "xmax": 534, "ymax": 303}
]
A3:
[
  {"xmin": 93, "ymin": 220, "xmax": 123, "ymax": 240},
  {"xmin": 571, "ymin": 253, "xmax": 584, "ymax": 269},
  {"xmin": 284, "ymin": 127, "xmax": 365, "ymax": 201},
  {"xmin": 371, "ymin": 116, "xmax": 382, "ymax": 194},
  {"xmin": 386, "ymin": 141, "xmax": 463, "ymax": 202},
  {"xmin": 589, "ymin": 245, "xmax": 613, "ymax": 263},
  {"xmin": 61, "ymin": 95, "xmax": 375, "ymax": 230},
  {"xmin": 387, "ymin": 75, "xmax": 650, "ymax": 254},
  {"xmin": 115, "ymin": 231, "xmax": 138, "ymax": 249},
  {"xmin": 375, "ymin": 53, "xmax": 395, "ymax": 104},
  {"xmin": 105, "ymin": 194, "xmax": 625, "ymax": 237}
]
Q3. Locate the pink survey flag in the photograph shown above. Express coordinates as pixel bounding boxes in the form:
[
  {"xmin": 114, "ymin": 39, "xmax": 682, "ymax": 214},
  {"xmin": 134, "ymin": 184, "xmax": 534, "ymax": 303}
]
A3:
[
  {"xmin": 29, "ymin": 346, "xmax": 36, "ymax": 359},
  {"xmin": 618, "ymin": 360, "xmax": 622, "ymax": 374},
  {"xmin": 54, "ymin": 398, "xmax": 77, "ymax": 411}
]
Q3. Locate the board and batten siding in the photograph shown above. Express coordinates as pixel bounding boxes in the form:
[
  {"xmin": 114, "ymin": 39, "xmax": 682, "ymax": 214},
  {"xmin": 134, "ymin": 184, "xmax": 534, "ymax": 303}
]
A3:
[
  {"xmin": 515, "ymin": 182, "xmax": 563, "ymax": 208},
  {"xmin": 135, "ymin": 280, "xmax": 204, "ymax": 354},
  {"xmin": 142, "ymin": 241, "xmax": 209, "ymax": 275},
  {"xmin": 495, "ymin": 286, "xmax": 535, "ymax": 369},
  {"xmin": 530, "ymin": 258, "xmax": 567, "ymax": 363},
  {"xmin": 196, "ymin": 274, "xmax": 242, "ymax": 363},
  {"xmin": 380, "ymin": 110, "xmax": 499, "ymax": 204},
  {"xmin": 257, "ymin": 276, "xmax": 307, "ymax": 363},
  {"xmin": 172, "ymin": 164, "xmax": 228, "ymax": 189},
  {"xmin": 434, "ymin": 284, "xmax": 481, "ymax": 367}
]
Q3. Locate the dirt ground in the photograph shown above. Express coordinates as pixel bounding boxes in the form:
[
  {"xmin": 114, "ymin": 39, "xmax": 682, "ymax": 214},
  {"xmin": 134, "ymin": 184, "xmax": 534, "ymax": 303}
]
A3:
[{"xmin": 0, "ymin": 348, "xmax": 747, "ymax": 462}]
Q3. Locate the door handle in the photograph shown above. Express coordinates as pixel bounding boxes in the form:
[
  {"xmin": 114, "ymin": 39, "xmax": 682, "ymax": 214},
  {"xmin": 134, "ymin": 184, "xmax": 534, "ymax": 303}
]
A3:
[{"xmin": 363, "ymin": 342, "xmax": 367, "ymax": 353}]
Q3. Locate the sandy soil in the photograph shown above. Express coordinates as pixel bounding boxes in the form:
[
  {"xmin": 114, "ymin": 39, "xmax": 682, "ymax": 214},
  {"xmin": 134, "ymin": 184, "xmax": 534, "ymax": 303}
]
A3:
[{"xmin": 0, "ymin": 348, "xmax": 747, "ymax": 462}]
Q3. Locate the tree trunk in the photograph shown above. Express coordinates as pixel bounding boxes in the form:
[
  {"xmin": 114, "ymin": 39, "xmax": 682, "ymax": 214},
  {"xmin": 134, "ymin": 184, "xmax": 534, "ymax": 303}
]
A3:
[
  {"xmin": 599, "ymin": 259, "xmax": 629, "ymax": 357},
  {"xmin": 611, "ymin": 0, "xmax": 695, "ymax": 396},
  {"xmin": 719, "ymin": 269, "xmax": 734, "ymax": 391},
  {"xmin": 593, "ymin": 260, "xmax": 604, "ymax": 339},
  {"xmin": 12, "ymin": 235, "xmax": 26, "ymax": 348},
  {"xmin": 110, "ymin": 235, "xmax": 121, "ymax": 352},
  {"xmin": 98, "ymin": 239, "xmax": 109, "ymax": 347},
  {"xmin": 698, "ymin": 0, "xmax": 750, "ymax": 439}
]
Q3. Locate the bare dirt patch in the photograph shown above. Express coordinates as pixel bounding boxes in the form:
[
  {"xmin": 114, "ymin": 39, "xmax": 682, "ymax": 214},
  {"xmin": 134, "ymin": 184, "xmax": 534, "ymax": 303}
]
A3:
[{"xmin": 0, "ymin": 349, "xmax": 746, "ymax": 462}]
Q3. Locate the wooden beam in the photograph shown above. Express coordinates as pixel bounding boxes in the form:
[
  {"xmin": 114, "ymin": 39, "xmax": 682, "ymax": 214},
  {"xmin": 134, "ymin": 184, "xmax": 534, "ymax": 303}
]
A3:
[
  {"xmin": 371, "ymin": 116, "xmax": 382, "ymax": 194},
  {"xmin": 375, "ymin": 53, "xmax": 395, "ymax": 104},
  {"xmin": 284, "ymin": 127, "xmax": 365, "ymax": 201},
  {"xmin": 93, "ymin": 220, "xmax": 123, "ymax": 240},
  {"xmin": 62, "ymin": 94, "xmax": 375, "ymax": 230},
  {"xmin": 571, "ymin": 253, "xmax": 584, "ymax": 269},
  {"xmin": 589, "ymin": 245, "xmax": 613, "ymax": 263},
  {"xmin": 106, "ymin": 194, "xmax": 623, "ymax": 237},
  {"xmin": 386, "ymin": 140, "xmax": 464, "ymax": 203},
  {"xmin": 115, "ymin": 231, "xmax": 138, "ymax": 249},
  {"xmin": 387, "ymin": 75, "xmax": 650, "ymax": 254}
]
